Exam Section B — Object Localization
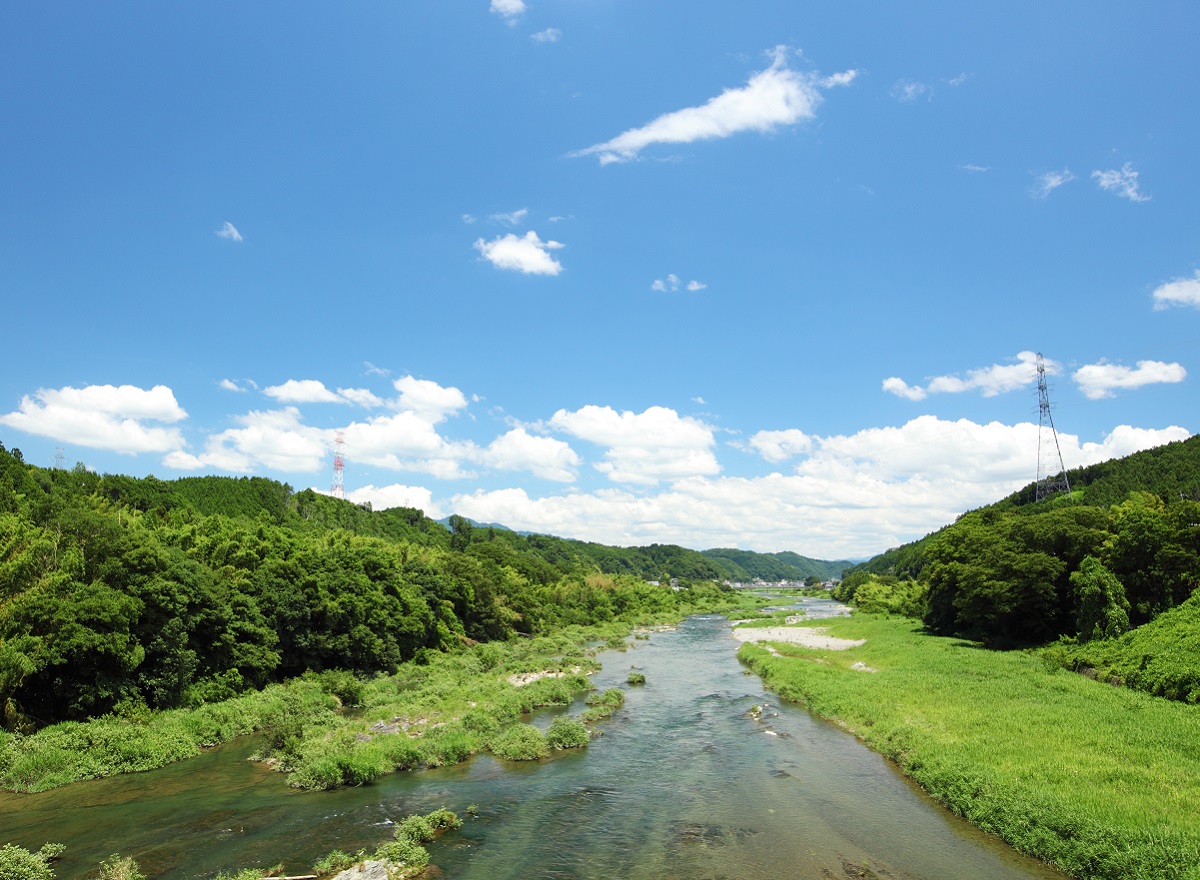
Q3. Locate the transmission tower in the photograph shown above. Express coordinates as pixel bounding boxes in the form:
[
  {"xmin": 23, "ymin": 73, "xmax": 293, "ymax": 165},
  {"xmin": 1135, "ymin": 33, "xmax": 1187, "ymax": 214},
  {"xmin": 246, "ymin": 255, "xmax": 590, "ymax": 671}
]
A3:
[
  {"xmin": 330, "ymin": 432, "xmax": 346, "ymax": 499},
  {"xmin": 1035, "ymin": 353, "xmax": 1070, "ymax": 501}
]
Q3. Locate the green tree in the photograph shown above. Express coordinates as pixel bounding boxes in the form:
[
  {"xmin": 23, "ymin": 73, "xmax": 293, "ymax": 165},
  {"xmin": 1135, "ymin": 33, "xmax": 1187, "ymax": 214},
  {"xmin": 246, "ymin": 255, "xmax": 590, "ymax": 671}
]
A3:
[{"xmin": 1070, "ymin": 556, "xmax": 1131, "ymax": 641}]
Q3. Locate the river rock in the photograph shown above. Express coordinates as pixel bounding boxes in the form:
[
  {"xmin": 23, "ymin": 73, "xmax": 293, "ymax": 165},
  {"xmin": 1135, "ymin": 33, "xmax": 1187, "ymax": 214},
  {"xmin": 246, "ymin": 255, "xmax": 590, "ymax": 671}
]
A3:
[{"xmin": 331, "ymin": 859, "xmax": 396, "ymax": 880}]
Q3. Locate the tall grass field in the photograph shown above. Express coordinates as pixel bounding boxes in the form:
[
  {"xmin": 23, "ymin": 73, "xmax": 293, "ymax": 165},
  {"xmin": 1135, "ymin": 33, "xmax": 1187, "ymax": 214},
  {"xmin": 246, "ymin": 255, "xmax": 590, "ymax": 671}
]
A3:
[{"xmin": 738, "ymin": 615, "xmax": 1200, "ymax": 880}]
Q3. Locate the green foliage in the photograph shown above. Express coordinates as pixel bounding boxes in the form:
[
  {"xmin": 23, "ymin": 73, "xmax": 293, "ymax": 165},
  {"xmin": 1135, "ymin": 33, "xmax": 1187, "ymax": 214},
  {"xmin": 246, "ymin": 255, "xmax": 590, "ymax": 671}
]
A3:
[
  {"xmin": 626, "ymin": 670, "xmax": 646, "ymax": 685},
  {"xmin": 835, "ymin": 573, "xmax": 926, "ymax": 617},
  {"xmin": 0, "ymin": 843, "xmax": 58, "ymax": 880},
  {"xmin": 545, "ymin": 715, "xmax": 589, "ymax": 749},
  {"xmin": 312, "ymin": 849, "xmax": 360, "ymax": 875},
  {"xmin": 96, "ymin": 854, "xmax": 145, "ymax": 880},
  {"xmin": 1070, "ymin": 556, "xmax": 1131, "ymax": 642},
  {"xmin": 489, "ymin": 722, "xmax": 549, "ymax": 760}
]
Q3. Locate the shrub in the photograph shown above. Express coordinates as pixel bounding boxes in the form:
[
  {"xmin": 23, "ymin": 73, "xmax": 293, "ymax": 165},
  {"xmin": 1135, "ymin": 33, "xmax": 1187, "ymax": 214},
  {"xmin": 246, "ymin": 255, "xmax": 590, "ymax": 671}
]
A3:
[
  {"xmin": 627, "ymin": 671, "xmax": 646, "ymax": 685},
  {"xmin": 0, "ymin": 843, "xmax": 58, "ymax": 880},
  {"xmin": 312, "ymin": 850, "xmax": 360, "ymax": 875},
  {"xmin": 489, "ymin": 723, "xmax": 549, "ymax": 761},
  {"xmin": 97, "ymin": 854, "xmax": 145, "ymax": 880},
  {"xmin": 545, "ymin": 716, "xmax": 589, "ymax": 749}
]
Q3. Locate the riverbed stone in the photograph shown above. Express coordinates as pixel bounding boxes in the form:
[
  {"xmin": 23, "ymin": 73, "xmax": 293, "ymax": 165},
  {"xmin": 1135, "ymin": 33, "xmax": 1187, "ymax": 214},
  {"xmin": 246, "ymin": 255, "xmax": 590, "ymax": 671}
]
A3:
[{"xmin": 331, "ymin": 859, "xmax": 397, "ymax": 880}]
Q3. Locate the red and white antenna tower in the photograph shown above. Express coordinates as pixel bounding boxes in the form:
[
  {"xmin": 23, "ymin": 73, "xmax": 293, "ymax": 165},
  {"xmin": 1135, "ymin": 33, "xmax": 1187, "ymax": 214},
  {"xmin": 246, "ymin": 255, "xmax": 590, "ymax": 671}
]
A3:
[{"xmin": 331, "ymin": 432, "xmax": 346, "ymax": 499}]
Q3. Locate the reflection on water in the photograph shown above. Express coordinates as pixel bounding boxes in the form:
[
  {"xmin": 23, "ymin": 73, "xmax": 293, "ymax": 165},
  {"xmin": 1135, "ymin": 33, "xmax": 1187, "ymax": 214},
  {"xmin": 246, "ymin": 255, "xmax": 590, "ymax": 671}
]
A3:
[{"xmin": 2, "ymin": 601, "xmax": 1066, "ymax": 880}]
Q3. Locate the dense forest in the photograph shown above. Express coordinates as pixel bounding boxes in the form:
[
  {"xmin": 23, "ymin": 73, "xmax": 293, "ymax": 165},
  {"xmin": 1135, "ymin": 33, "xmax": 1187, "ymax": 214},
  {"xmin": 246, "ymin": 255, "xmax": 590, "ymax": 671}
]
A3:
[
  {"xmin": 0, "ymin": 442, "xmax": 829, "ymax": 732},
  {"xmin": 836, "ymin": 435, "xmax": 1200, "ymax": 695}
]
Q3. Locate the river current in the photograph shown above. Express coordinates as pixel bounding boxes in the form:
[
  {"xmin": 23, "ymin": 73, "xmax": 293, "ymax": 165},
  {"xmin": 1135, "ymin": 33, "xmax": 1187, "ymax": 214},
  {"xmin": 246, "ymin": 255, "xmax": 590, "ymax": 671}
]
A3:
[{"xmin": 3, "ymin": 602, "xmax": 1067, "ymax": 879}]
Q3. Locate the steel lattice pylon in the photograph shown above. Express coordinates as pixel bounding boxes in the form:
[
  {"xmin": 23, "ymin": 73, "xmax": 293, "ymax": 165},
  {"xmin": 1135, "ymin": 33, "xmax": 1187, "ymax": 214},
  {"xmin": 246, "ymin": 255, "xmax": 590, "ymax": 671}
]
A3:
[
  {"xmin": 330, "ymin": 432, "xmax": 346, "ymax": 499},
  {"xmin": 1035, "ymin": 353, "xmax": 1070, "ymax": 501}
]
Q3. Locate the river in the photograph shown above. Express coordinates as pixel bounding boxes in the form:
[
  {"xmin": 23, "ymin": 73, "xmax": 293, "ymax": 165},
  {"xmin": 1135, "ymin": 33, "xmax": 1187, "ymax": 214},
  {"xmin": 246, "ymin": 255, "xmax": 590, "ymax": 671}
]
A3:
[{"xmin": 2, "ymin": 602, "xmax": 1067, "ymax": 879}]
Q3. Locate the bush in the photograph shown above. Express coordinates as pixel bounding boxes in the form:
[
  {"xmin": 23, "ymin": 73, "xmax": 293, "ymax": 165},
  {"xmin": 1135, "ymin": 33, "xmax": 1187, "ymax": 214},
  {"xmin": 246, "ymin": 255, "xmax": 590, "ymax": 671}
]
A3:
[
  {"xmin": 627, "ymin": 671, "xmax": 646, "ymax": 685},
  {"xmin": 312, "ymin": 850, "xmax": 360, "ymax": 875},
  {"xmin": 489, "ymin": 723, "xmax": 549, "ymax": 761},
  {"xmin": 545, "ymin": 716, "xmax": 589, "ymax": 749},
  {"xmin": 0, "ymin": 843, "xmax": 58, "ymax": 880},
  {"xmin": 97, "ymin": 854, "xmax": 145, "ymax": 880}
]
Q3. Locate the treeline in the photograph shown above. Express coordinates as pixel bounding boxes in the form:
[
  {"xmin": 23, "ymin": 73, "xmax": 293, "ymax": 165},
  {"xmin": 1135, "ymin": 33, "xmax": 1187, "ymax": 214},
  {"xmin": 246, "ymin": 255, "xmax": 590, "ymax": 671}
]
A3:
[
  {"xmin": 0, "ymin": 442, "xmax": 819, "ymax": 730},
  {"xmin": 838, "ymin": 435, "xmax": 1200, "ymax": 651}
]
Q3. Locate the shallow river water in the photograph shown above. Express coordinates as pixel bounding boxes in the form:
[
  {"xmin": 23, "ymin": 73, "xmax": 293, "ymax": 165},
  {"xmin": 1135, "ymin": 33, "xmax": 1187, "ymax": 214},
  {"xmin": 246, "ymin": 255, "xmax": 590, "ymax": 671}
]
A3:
[{"xmin": 3, "ymin": 603, "xmax": 1068, "ymax": 880}]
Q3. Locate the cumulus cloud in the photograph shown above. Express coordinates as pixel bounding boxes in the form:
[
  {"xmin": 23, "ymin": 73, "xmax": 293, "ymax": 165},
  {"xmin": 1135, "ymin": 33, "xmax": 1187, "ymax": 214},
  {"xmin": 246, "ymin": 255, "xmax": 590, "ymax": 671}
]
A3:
[
  {"xmin": 531, "ymin": 27, "xmax": 561, "ymax": 43},
  {"xmin": 1092, "ymin": 163, "xmax": 1150, "ymax": 202},
  {"xmin": 1152, "ymin": 271, "xmax": 1200, "ymax": 310},
  {"xmin": 392, "ymin": 375, "xmax": 469, "ymax": 422},
  {"xmin": 1072, "ymin": 360, "xmax": 1187, "ymax": 399},
  {"xmin": 884, "ymin": 351, "xmax": 1046, "ymax": 400},
  {"xmin": 218, "ymin": 379, "xmax": 247, "ymax": 392},
  {"xmin": 474, "ymin": 231, "xmax": 564, "ymax": 275},
  {"xmin": 167, "ymin": 407, "xmax": 327, "ymax": 473},
  {"xmin": 490, "ymin": 0, "xmax": 525, "ymax": 23},
  {"xmin": 216, "ymin": 221, "xmax": 243, "ymax": 242},
  {"xmin": 572, "ymin": 46, "xmax": 856, "ymax": 165},
  {"xmin": 0, "ymin": 384, "xmax": 187, "ymax": 454},
  {"xmin": 479, "ymin": 427, "xmax": 580, "ymax": 482},
  {"xmin": 1031, "ymin": 168, "xmax": 1076, "ymax": 199},
  {"xmin": 448, "ymin": 418, "xmax": 1190, "ymax": 558},
  {"xmin": 264, "ymin": 379, "xmax": 344, "ymax": 404},
  {"xmin": 548, "ymin": 404, "xmax": 719, "ymax": 485},
  {"xmin": 344, "ymin": 483, "xmax": 443, "ymax": 518},
  {"xmin": 747, "ymin": 429, "xmax": 813, "ymax": 463}
]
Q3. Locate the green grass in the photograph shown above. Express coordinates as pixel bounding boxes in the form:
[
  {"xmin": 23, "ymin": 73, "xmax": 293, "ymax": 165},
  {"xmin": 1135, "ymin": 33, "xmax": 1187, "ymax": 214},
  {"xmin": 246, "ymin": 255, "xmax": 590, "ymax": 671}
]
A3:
[{"xmin": 738, "ymin": 614, "xmax": 1200, "ymax": 880}]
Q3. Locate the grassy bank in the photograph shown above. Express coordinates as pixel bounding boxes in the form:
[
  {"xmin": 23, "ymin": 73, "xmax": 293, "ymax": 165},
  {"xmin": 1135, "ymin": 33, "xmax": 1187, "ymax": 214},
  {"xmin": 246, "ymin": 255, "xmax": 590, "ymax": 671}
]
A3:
[
  {"xmin": 1, "ymin": 589, "xmax": 767, "ymax": 793},
  {"xmin": 737, "ymin": 614, "xmax": 1200, "ymax": 880}
]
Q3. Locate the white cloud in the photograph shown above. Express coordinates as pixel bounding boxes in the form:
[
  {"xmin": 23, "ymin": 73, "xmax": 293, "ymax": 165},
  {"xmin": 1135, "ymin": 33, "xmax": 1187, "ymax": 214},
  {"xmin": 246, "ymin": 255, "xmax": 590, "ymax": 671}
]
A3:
[
  {"xmin": 1072, "ymin": 360, "xmax": 1187, "ymax": 399},
  {"xmin": 572, "ymin": 46, "xmax": 856, "ymax": 165},
  {"xmin": 173, "ymin": 407, "xmax": 328, "ymax": 473},
  {"xmin": 337, "ymin": 387, "xmax": 385, "ymax": 408},
  {"xmin": 1031, "ymin": 168, "xmax": 1076, "ymax": 199},
  {"xmin": 531, "ymin": 27, "xmax": 561, "ymax": 43},
  {"xmin": 392, "ymin": 375, "xmax": 469, "ymax": 423},
  {"xmin": 1152, "ymin": 271, "xmax": 1200, "ymax": 310},
  {"xmin": 218, "ymin": 379, "xmax": 247, "ymax": 392},
  {"xmin": 474, "ymin": 231, "xmax": 564, "ymax": 275},
  {"xmin": 264, "ymin": 379, "xmax": 344, "ymax": 404},
  {"xmin": 0, "ymin": 384, "xmax": 187, "ymax": 454},
  {"xmin": 1092, "ymin": 163, "xmax": 1150, "ymax": 202},
  {"xmin": 651, "ymin": 273, "xmax": 705, "ymax": 292},
  {"xmin": 345, "ymin": 483, "xmax": 443, "ymax": 518},
  {"xmin": 891, "ymin": 80, "xmax": 927, "ymax": 102},
  {"xmin": 490, "ymin": 0, "xmax": 525, "ymax": 23},
  {"xmin": 490, "ymin": 208, "xmax": 528, "ymax": 226},
  {"xmin": 947, "ymin": 72, "xmax": 970, "ymax": 87},
  {"xmin": 881, "ymin": 376, "xmax": 927, "ymax": 401},
  {"xmin": 450, "ymin": 418, "xmax": 1190, "ymax": 558},
  {"xmin": 479, "ymin": 427, "xmax": 580, "ymax": 482},
  {"xmin": 747, "ymin": 429, "xmax": 813, "ymax": 463},
  {"xmin": 884, "ymin": 351, "xmax": 1046, "ymax": 400},
  {"xmin": 960, "ymin": 164, "xmax": 990, "ymax": 173},
  {"xmin": 548, "ymin": 404, "xmax": 719, "ymax": 485},
  {"xmin": 216, "ymin": 221, "xmax": 243, "ymax": 242}
]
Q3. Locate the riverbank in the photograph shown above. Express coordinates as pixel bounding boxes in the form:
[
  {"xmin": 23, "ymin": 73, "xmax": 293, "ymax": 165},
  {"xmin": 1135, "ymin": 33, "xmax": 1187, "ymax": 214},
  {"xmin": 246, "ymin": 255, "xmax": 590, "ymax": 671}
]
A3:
[{"xmin": 737, "ymin": 614, "xmax": 1200, "ymax": 880}]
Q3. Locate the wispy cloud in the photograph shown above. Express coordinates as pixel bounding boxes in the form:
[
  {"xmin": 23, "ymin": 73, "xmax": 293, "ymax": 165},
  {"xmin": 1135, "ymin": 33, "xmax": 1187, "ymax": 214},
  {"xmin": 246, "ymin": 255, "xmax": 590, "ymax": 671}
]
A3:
[
  {"xmin": 531, "ymin": 27, "xmax": 561, "ymax": 44},
  {"xmin": 474, "ymin": 231, "xmax": 565, "ymax": 275},
  {"xmin": 1152, "ymin": 270, "xmax": 1200, "ymax": 310},
  {"xmin": 490, "ymin": 208, "xmax": 529, "ymax": 226},
  {"xmin": 883, "ymin": 351, "xmax": 1047, "ymax": 401},
  {"xmin": 1092, "ymin": 163, "xmax": 1150, "ymax": 202},
  {"xmin": 891, "ymin": 79, "xmax": 928, "ymax": 102},
  {"xmin": 1031, "ymin": 168, "xmax": 1076, "ymax": 199},
  {"xmin": 216, "ymin": 221, "xmax": 243, "ymax": 242},
  {"xmin": 572, "ymin": 46, "xmax": 856, "ymax": 165},
  {"xmin": 960, "ymin": 163, "xmax": 990, "ymax": 173},
  {"xmin": 1072, "ymin": 360, "xmax": 1186, "ymax": 399},
  {"xmin": 218, "ymin": 379, "xmax": 248, "ymax": 392}
]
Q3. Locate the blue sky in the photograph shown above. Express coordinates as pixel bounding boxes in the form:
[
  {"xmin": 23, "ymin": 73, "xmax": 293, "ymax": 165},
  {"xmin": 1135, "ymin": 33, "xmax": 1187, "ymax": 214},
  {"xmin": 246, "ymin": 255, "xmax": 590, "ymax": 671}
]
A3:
[{"xmin": 2, "ymin": 2, "xmax": 1196, "ymax": 559}]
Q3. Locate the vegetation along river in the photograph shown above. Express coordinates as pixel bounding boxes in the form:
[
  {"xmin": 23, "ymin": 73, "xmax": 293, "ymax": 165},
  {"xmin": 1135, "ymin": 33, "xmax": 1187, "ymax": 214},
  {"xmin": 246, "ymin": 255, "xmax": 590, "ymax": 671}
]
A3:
[{"xmin": 3, "ymin": 601, "xmax": 1068, "ymax": 880}]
